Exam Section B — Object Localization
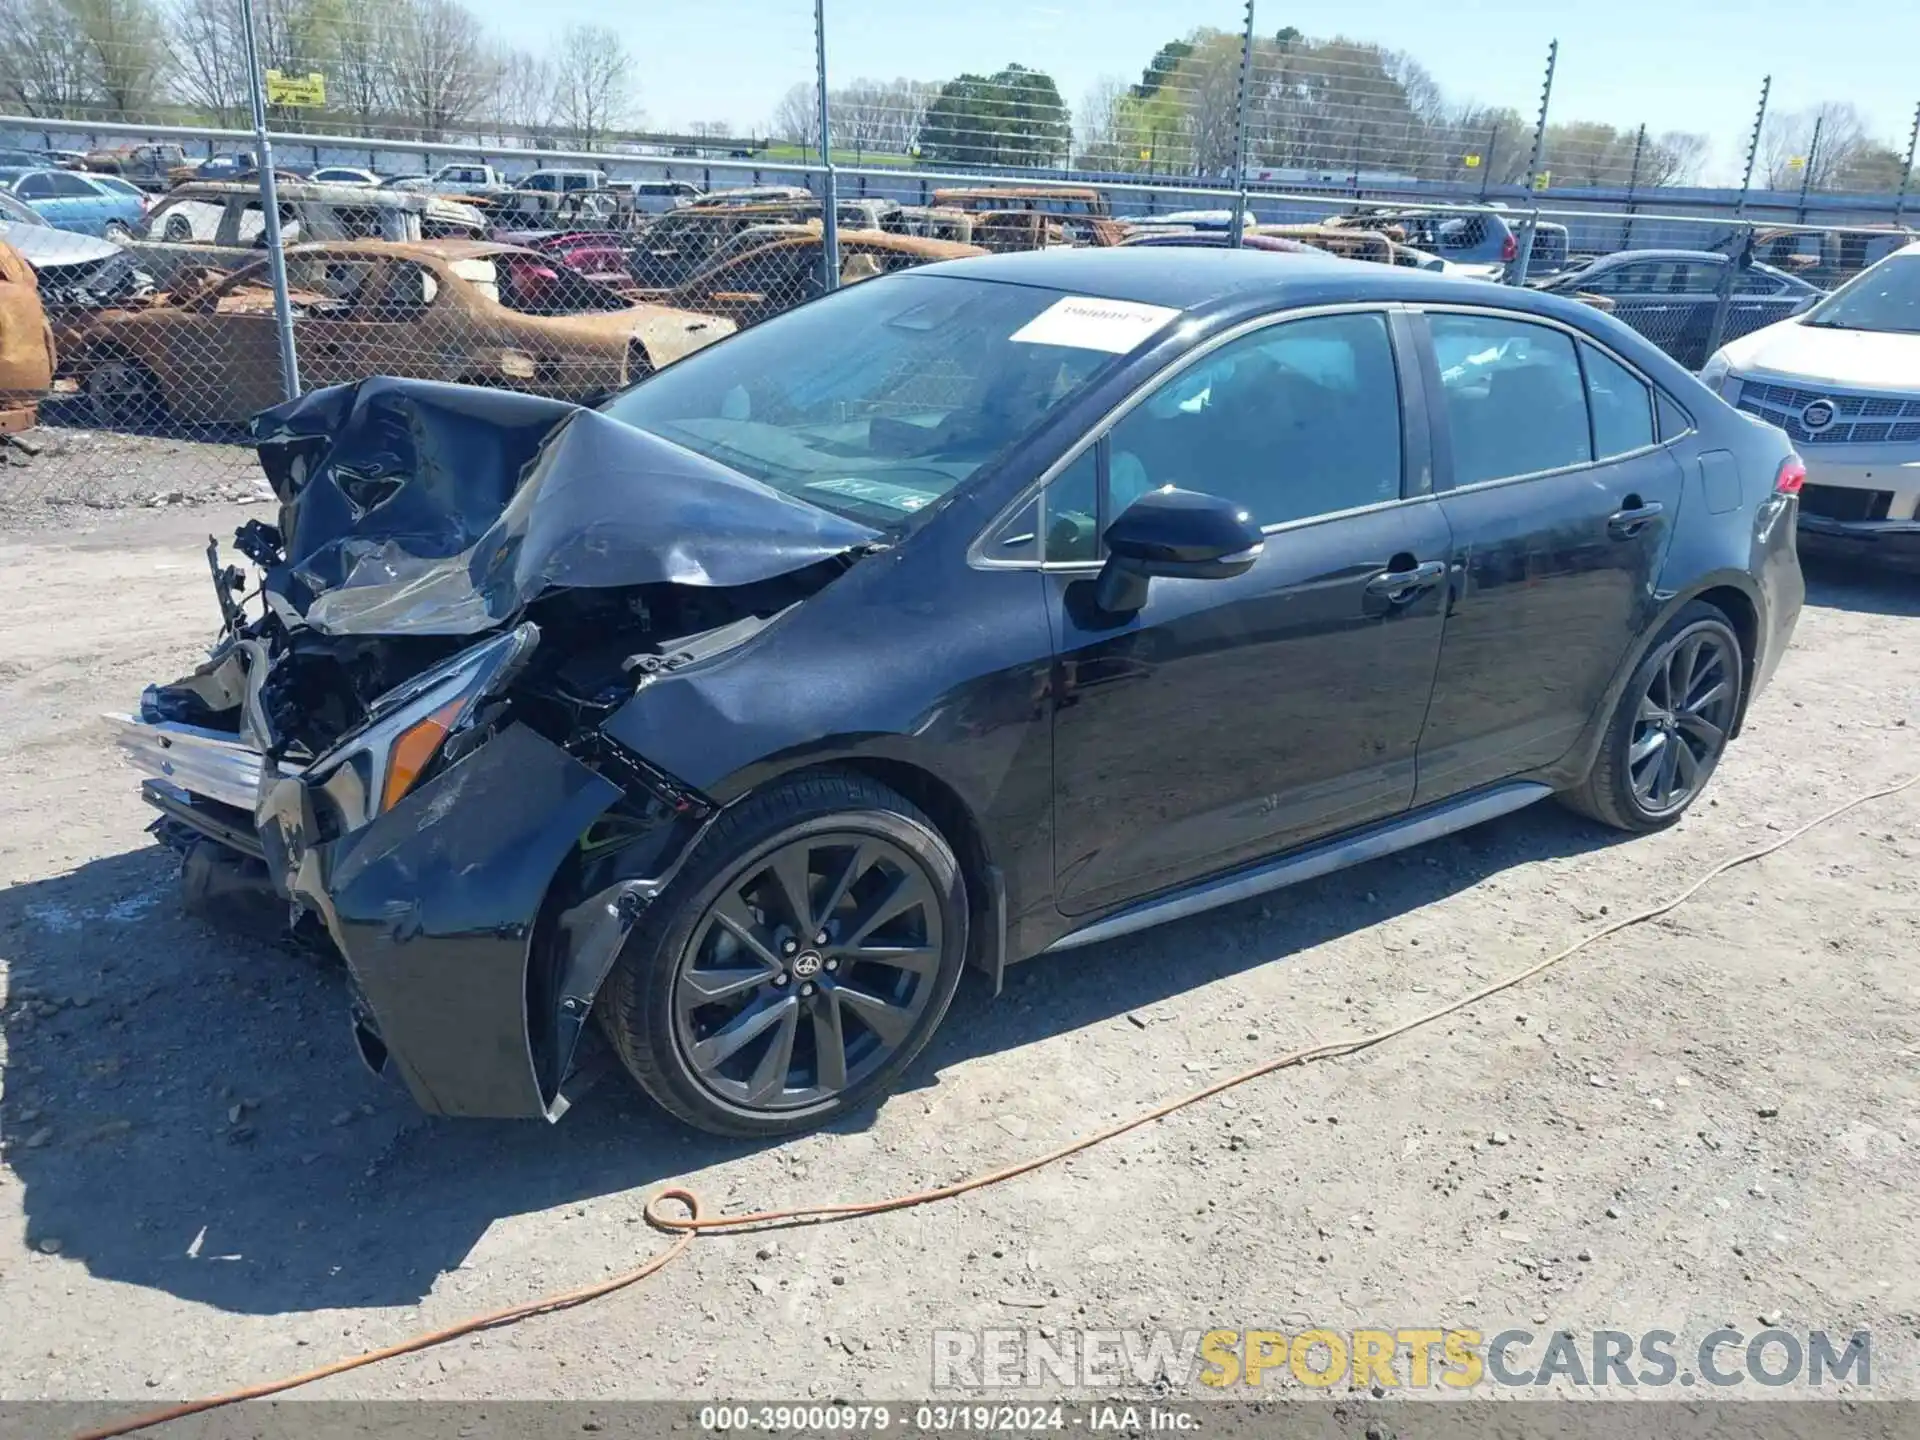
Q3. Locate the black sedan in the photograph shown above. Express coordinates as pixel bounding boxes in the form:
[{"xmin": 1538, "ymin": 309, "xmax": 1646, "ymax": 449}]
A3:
[
  {"xmin": 1536, "ymin": 249, "xmax": 1822, "ymax": 369},
  {"xmin": 116, "ymin": 249, "xmax": 1806, "ymax": 1135}
]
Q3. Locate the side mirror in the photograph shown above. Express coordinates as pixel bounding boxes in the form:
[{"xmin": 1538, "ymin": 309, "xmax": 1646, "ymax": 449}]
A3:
[{"xmin": 1094, "ymin": 486, "xmax": 1264, "ymax": 614}]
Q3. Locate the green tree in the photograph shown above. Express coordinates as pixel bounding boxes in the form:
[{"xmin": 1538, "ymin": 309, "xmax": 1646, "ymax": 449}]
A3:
[{"xmin": 920, "ymin": 62, "xmax": 1068, "ymax": 167}]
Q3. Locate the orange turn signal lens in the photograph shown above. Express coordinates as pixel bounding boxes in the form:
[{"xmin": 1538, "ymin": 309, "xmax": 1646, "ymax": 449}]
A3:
[{"xmin": 379, "ymin": 699, "xmax": 466, "ymax": 813}]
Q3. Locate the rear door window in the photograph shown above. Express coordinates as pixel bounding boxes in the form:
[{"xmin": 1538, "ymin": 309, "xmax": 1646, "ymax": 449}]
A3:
[
  {"xmin": 1429, "ymin": 313, "xmax": 1592, "ymax": 485},
  {"xmin": 1580, "ymin": 343, "xmax": 1655, "ymax": 458}
]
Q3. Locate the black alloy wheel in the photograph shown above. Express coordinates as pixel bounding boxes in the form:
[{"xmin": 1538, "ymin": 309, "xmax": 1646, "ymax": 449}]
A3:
[
  {"xmin": 602, "ymin": 771, "xmax": 969, "ymax": 1136},
  {"xmin": 1562, "ymin": 601, "xmax": 1745, "ymax": 833},
  {"xmin": 1627, "ymin": 627, "xmax": 1738, "ymax": 816},
  {"xmin": 673, "ymin": 832, "xmax": 945, "ymax": 1110}
]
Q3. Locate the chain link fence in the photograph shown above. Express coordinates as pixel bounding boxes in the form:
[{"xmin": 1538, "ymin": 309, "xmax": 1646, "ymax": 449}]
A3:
[{"xmin": 0, "ymin": 1, "xmax": 1914, "ymax": 521}]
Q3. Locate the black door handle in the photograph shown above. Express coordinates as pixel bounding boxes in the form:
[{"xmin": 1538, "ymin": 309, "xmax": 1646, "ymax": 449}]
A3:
[
  {"xmin": 1607, "ymin": 500, "xmax": 1665, "ymax": 538},
  {"xmin": 1364, "ymin": 558, "xmax": 1448, "ymax": 603}
]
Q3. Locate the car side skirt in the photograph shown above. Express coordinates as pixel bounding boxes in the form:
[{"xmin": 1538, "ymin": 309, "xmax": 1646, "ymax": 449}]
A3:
[{"xmin": 1042, "ymin": 781, "xmax": 1553, "ymax": 955}]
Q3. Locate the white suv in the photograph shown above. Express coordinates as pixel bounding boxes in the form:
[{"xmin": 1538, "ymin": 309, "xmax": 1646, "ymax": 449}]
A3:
[{"xmin": 1701, "ymin": 240, "xmax": 1920, "ymax": 565}]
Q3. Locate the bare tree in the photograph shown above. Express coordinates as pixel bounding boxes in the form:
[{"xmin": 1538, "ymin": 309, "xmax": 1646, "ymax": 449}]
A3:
[
  {"xmin": 67, "ymin": 0, "xmax": 168, "ymax": 116},
  {"xmin": 389, "ymin": 0, "xmax": 492, "ymax": 140},
  {"xmin": 1643, "ymin": 130, "xmax": 1708, "ymax": 186},
  {"xmin": 771, "ymin": 80, "xmax": 817, "ymax": 148},
  {"xmin": 165, "ymin": 0, "xmax": 246, "ymax": 123},
  {"xmin": 0, "ymin": 0, "xmax": 101, "ymax": 116},
  {"xmin": 1763, "ymin": 102, "xmax": 1873, "ymax": 190},
  {"xmin": 331, "ymin": 0, "xmax": 402, "ymax": 136},
  {"xmin": 491, "ymin": 45, "xmax": 554, "ymax": 143},
  {"xmin": 552, "ymin": 24, "xmax": 631, "ymax": 150}
]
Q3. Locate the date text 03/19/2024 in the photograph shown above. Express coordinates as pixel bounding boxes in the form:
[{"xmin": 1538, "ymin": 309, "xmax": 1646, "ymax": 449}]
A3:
[{"xmin": 698, "ymin": 1404, "xmax": 1198, "ymax": 1432}]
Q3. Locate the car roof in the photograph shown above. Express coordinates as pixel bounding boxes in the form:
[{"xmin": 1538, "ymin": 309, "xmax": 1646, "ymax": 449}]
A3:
[
  {"xmin": 1589, "ymin": 249, "xmax": 1728, "ymax": 264},
  {"xmin": 917, "ymin": 246, "xmax": 1632, "ymax": 324},
  {"xmin": 279, "ymin": 238, "xmax": 524, "ymax": 262}
]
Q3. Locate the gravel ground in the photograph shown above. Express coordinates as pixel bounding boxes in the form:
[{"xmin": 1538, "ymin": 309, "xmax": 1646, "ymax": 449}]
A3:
[{"xmin": 1, "ymin": 442, "xmax": 1918, "ymax": 1411}]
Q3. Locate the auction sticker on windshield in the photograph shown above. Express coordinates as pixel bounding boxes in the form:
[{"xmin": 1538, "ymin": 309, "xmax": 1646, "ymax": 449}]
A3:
[{"xmin": 1011, "ymin": 296, "xmax": 1182, "ymax": 353}]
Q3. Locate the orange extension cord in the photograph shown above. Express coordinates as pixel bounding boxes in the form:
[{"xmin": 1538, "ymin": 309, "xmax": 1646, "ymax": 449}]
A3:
[{"xmin": 73, "ymin": 766, "xmax": 1920, "ymax": 1440}]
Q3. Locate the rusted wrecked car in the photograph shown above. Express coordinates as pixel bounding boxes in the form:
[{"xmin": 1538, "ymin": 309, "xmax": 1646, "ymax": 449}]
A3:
[
  {"xmin": 131, "ymin": 182, "xmax": 488, "ymax": 289},
  {"xmin": 0, "ymin": 237, "xmax": 54, "ymax": 432},
  {"xmin": 59, "ymin": 238, "xmax": 733, "ymax": 428},
  {"xmin": 641, "ymin": 229, "xmax": 983, "ymax": 330},
  {"xmin": 627, "ymin": 199, "xmax": 898, "ymax": 287},
  {"xmin": 929, "ymin": 185, "xmax": 1124, "ymax": 246}
]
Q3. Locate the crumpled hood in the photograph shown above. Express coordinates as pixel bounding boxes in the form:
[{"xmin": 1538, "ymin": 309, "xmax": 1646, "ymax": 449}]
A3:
[
  {"xmin": 250, "ymin": 377, "xmax": 880, "ymax": 638},
  {"xmin": 1721, "ymin": 317, "xmax": 1920, "ymax": 395},
  {"xmin": 0, "ymin": 220, "xmax": 123, "ymax": 269}
]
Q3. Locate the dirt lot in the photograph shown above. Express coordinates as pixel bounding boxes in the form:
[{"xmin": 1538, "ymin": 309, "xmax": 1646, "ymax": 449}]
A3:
[{"xmin": 1, "ymin": 439, "xmax": 1918, "ymax": 1409}]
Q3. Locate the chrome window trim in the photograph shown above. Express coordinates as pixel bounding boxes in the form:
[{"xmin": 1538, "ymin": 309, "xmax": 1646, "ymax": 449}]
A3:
[{"xmin": 967, "ymin": 301, "xmax": 1412, "ymax": 573}]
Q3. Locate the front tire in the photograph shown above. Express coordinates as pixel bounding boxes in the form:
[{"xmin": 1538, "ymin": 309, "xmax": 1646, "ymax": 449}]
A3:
[
  {"xmin": 102, "ymin": 220, "xmax": 134, "ymax": 241},
  {"xmin": 601, "ymin": 770, "xmax": 969, "ymax": 1137},
  {"xmin": 1561, "ymin": 601, "xmax": 1744, "ymax": 832}
]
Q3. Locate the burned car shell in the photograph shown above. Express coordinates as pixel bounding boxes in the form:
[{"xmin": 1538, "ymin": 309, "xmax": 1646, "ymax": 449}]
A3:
[
  {"xmin": 0, "ymin": 237, "xmax": 54, "ymax": 429},
  {"xmin": 59, "ymin": 238, "xmax": 734, "ymax": 425},
  {"xmin": 132, "ymin": 182, "xmax": 487, "ymax": 288}
]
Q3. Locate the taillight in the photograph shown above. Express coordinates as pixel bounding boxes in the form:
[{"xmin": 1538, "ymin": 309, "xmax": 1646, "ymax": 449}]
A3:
[
  {"xmin": 1774, "ymin": 456, "xmax": 1806, "ymax": 495},
  {"xmin": 1501, "ymin": 232, "xmax": 1518, "ymax": 262}
]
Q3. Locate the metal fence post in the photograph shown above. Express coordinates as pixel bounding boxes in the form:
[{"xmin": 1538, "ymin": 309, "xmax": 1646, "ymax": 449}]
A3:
[
  {"xmin": 1702, "ymin": 223, "xmax": 1751, "ymax": 367},
  {"xmin": 1735, "ymin": 76, "xmax": 1770, "ymax": 219},
  {"xmin": 1794, "ymin": 113, "xmax": 1822, "ymax": 224},
  {"xmin": 813, "ymin": 0, "xmax": 839, "ymax": 293},
  {"xmin": 1227, "ymin": 0, "xmax": 1256, "ymax": 247},
  {"xmin": 1896, "ymin": 102, "xmax": 1920, "ymax": 230},
  {"xmin": 237, "ymin": 0, "xmax": 299, "ymax": 399},
  {"xmin": 1620, "ymin": 123, "xmax": 1645, "ymax": 250},
  {"xmin": 1507, "ymin": 39, "xmax": 1555, "ymax": 287}
]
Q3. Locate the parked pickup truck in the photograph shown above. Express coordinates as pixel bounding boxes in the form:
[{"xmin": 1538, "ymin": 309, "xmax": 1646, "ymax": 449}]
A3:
[
  {"xmin": 129, "ymin": 181, "xmax": 487, "ymax": 287},
  {"xmin": 82, "ymin": 143, "xmax": 189, "ymax": 193},
  {"xmin": 426, "ymin": 162, "xmax": 512, "ymax": 196}
]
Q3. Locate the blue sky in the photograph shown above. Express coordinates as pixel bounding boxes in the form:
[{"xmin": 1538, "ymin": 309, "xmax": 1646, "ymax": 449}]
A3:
[{"xmin": 473, "ymin": 0, "xmax": 1918, "ymax": 183}]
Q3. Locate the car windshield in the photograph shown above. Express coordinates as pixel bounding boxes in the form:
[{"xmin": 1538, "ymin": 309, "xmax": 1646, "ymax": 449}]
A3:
[
  {"xmin": 0, "ymin": 190, "xmax": 45, "ymax": 225},
  {"xmin": 600, "ymin": 273, "xmax": 1137, "ymax": 529},
  {"xmin": 1801, "ymin": 254, "xmax": 1920, "ymax": 334}
]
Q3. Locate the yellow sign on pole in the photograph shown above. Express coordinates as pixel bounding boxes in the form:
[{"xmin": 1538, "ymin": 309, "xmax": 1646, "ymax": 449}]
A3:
[
  {"xmin": 1139, "ymin": 148, "xmax": 1152, "ymax": 161},
  {"xmin": 265, "ymin": 70, "xmax": 326, "ymax": 107},
  {"xmin": 1786, "ymin": 155, "xmax": 1807, "ymax": 171},
  {"xmin": 1531, "ymin": 169, "xmax": 1551, "ymax": 192},
  {"xmin": 1463, "ymin": 153, "xmax": 1482, "ymax": 168}
]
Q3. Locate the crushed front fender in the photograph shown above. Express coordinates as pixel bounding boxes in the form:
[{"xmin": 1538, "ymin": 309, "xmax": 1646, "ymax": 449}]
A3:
[{"xmin": 260, "ymin": 721, "xmax": 623, "ymax": 1118}]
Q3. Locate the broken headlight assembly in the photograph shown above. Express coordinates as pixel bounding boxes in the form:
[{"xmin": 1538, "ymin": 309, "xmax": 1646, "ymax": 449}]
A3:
[{"xmin": 302, "ymin": 622, "xmax": 541, "ymax": 835}]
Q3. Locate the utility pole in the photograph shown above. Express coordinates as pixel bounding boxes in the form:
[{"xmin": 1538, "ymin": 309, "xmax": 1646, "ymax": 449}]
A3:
[
  {"xmin": 1735, "ymin": 75, "xmax": 1770, "ymax": 218},
  {"xmin": 1228, "ymin": 0, "xmax": 1256, "ymax": 247},
  {"xmin": 1894, "ymin": 100, "xmax": 1919, "ymax": 230},
  {"xmin": 813, "ymin": 0, "xmax": 839, "ymax": 292},
  {"xmin": 237, "ymin": 0, "xmax": 298, "ymax": 399},
  {"xmin": 1478, "ymin": 119, "xmax": 1499, "ymax": 202},
  {"xmin": 1509, "ymin": 38, "xmax": 1556, "ymax": 286}
]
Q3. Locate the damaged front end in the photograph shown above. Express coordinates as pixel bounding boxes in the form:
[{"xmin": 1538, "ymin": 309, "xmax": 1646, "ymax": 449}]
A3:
[{"xmin": 109, "ymin": 377, "xmax": 878, "ymax": 1119}]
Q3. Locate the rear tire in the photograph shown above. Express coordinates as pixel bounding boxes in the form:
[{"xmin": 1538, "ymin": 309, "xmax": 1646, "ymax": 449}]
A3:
[
  {"xmin": 601, "ymin": 770, "xmax": 969, "ymax": 1137},
  {"xmin": 82, "ymin": 353, "xmax": 168, "ymax": 429},
  {"xmin": 1560, "ymin": 601, "xmax": 1744, "ymax": 832}
]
